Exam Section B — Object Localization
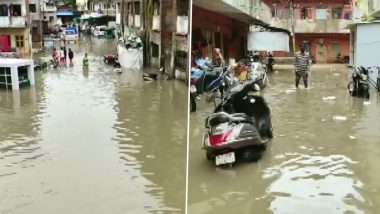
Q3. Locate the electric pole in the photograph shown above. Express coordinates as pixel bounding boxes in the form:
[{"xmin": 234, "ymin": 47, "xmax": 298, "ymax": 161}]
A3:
[{"xmin": 290, "ymin": 0, "xmax": 296, "ymax": 53}]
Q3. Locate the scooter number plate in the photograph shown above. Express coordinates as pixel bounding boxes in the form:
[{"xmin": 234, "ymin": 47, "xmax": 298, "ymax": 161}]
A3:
[{"xmin": 215, "ymin": 152, "xmax": 235, "ymax": 166}]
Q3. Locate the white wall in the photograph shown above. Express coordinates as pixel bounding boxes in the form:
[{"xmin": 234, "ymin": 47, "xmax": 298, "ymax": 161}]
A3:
[
  {"xmin": 354, "ymin": 23, "xmax": 380, "ymax": 67},
  {"xmin": 354, "ymin": 22, "xmax": 380, "ymax": 86}
]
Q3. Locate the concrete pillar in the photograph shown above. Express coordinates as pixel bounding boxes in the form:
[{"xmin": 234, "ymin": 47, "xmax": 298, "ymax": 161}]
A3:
[
  {"xmin": 10, "ymin": 66, "xmax": 19, "ymax": 90},
  {"xmin": 28, "ymin": 63, "xmax": 35, "ymax": 85},
  {"xmin": 12, "ymin": 90, "xmax": 21, "ymax": 115}
]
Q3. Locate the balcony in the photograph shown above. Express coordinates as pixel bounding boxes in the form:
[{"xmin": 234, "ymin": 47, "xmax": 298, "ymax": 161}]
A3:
[
  {"xmin": 128, "ymin": 14, "xmax": 141, "ymax": 28},
  {"xmin": 269, "ymin": 19, "xmax": 350, "ymax": 34},
  {"xmin": 0, "ymin": 16, "xmax": 27, "ymax": 28},
  {"xmin": 152, "ymin": 15, "xmax": 160, "ymax": 31},
  {"xmin": 43, "ymin": 5, "xmax": 57, "ymax": 12},
  {"xmin": 176, "ymin": 16, "xmax": 188, "ymax": 35},
  {"xmin": 116, "ymin": 13, "xmax": 121, "ymax": 24}
]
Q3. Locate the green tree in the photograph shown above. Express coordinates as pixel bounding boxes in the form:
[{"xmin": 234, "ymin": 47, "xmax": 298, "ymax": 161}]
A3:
[{"xmin": 63, "ymin": 0, "xmax": 76, "ymax": 5}]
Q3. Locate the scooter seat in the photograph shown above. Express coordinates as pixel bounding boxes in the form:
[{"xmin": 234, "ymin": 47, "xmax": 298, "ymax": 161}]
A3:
[{"xmin": 205, "ymin": 112, "xmax": 254, "ymax": 128}]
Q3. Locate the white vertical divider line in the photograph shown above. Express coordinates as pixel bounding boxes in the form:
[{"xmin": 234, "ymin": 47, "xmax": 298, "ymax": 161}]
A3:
[{"xmin": 185, "ymin": 0, "xmax": 193, "ymax": 213}]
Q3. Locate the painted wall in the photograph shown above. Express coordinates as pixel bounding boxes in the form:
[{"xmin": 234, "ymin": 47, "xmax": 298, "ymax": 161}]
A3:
[
  {"xmin": 296, "ymin": 33, "xmax": 350, "ymax": 63},
  {"xmin": 0, "ymin": 28, "xmax": 30, "ymax": 55},
  {"xmin": 269, "ymin": 1, "xmax": 351, "ymax": 33},
  {"xmin": 354, "ymin": 23, "xmax": 380, "ymax": 67},
  {"xmin": 192, "ymin": 5, "xmax": 249, "ymax": 62}
]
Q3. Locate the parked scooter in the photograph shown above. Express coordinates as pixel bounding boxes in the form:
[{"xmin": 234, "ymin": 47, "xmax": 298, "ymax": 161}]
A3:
[
  {"xmin": 202, "ymin": 79, "xmax": 273, "ymax": 167},
  {"xmin": 191, "ymin": 57, "xmax": 225, "ymax": 94},
  {"xmin": 104, "ymin": 54, "xmax": 118, "ymax": 65},
  {"xmin": 347, "ymin": 65, "xmax": 370, "ymax": 99},
  {"xmin": 245, "ymin": 52, "xmax": 268, "ymax": 90}
]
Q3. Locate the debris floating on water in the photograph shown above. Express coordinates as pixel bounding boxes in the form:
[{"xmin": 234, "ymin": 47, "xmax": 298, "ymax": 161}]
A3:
[
  {"xmin": 323, "ymin": 96, "xmax": 336, "ymax": 101},
  {"xmin": 333, "ymin": 73, "xmax": 340, "ymax": 76},
  {"xmin": 333, "ymin": 116, "xmax": 347, "ymax": 121},
  {"xmin": 363, "ymin": 101, "xmax": 371, "ymax": 105},
  {"xmin": 349, "ymin": 135, "xmax": 356, "ymax": 140}
]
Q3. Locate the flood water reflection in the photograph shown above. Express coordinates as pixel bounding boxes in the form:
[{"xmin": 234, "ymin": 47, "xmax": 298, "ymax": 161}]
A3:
[
  {"xmin": 0, "ymin": 37, "xmax": 187, "ymax": 213},
  {"xmin": 188, "ymin": 64, "xmax": 380, "ymax": 214}
]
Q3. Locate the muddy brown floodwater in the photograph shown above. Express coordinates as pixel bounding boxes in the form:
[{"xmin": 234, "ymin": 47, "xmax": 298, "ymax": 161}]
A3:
[
  {"xmin": 0, "ymin": 37, "xmax": 187, "ymax": 213},
  {"xmin": 188, "ymin": 64, "xmax": 380, "ymax": 214}
]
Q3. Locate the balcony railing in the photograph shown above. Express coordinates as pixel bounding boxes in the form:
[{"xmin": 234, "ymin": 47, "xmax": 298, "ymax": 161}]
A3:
[
  {"xmin": 176, "ymin": 16, "xmax": 188, "ymax": 35},
  {"xmin": 269, "ymin": 19, "xmax": 350, "ymax": 33},
  {"xmin": 128, "ymin": 14, "xmax": 141, "ymax": 28},
  {"xmin": 0, "ymin": 16, "xmax": 26, "ymax": 28},
  {"xmin": 43, "ymin": 5, "xmax": 57, "ymax": 12},
  {"xmin": 152, "ymin": 15, "xmax": 160, "ymax": 31},
  {"xmin": 116, "ymin": 13, "xmax": 121, "ymax": 24}
]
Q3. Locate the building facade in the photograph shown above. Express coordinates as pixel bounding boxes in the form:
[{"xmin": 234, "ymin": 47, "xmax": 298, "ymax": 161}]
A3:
[
  {"xmin": 192, "ymin": 0, "xmax": 271, "ymax": 63},
  {"xmin": 120, "ymin": 0, "xmax": 190, "ymax": 80},
  {"xmin": 263, "ymin": 0, "xmax": 352, "ymax": 63},
  {"xmin": 0, "ymin": 0, "xmax": 32, "ymax": 57}
]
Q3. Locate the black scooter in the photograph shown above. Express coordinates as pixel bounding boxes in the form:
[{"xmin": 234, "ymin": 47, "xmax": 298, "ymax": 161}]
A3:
[
  {"xmin": 347, "ymin": 66, "xmax": 370, "ymax": 99},
  {"xmin": 202, "ymin": 79, "xmax": 273, "ymax": 167}
]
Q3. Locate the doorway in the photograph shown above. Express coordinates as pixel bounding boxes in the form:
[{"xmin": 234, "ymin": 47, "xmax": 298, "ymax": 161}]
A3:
[{"xmin": 316, "ymin": 43, "xmax": 327, "ymax": 62}]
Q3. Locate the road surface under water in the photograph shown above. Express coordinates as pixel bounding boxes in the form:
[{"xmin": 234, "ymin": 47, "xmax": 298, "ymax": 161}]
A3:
[
  {"xmin": 0, "ymin": 37, "xmax": 187, "ymax": 213},
  {"xmin": 188, "ymin": 64, "xmax": 380, "ymax": 214}
]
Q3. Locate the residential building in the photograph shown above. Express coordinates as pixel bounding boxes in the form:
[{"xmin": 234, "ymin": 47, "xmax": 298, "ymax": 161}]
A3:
[
  {"xmin": 29, "ymin": 0, "xmax": 43, "ymax": 42},
  {"xmin": 347, "ymin": 0, "xmax": 380, "ymax": 87},
  {"xmin": 263, "ymin": 0, "xmax": 352, "ymax": 63},
  {"xmin": 87, "ymin": 0, "xmax": 118, "ymax": 17},
  {"xmin": 0, "ymin": 0, "xmax": 32, "ymax": 57},
  {"xmin": 120, "ymin": 0, "xmax": 190, "ymax": 80},
  {"xmin": 192, "ymin": 0, "xmax": 272, "ymax": 63}
]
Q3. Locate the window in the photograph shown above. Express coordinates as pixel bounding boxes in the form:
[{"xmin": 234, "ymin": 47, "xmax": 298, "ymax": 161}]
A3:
[
  {"xmin": 332, "ymin": 8, "xmax": 342, "ymax": 19},
  {"xmin": 29, "ymin": 4, "xmax": 36, "ymax": 13},
  {"xmin": 153, "ymin": 0, "xmax": 160, "ymax": 15},
  {"xmin": 15, "ymin": 35, "xmax": 24, "ymax": 48},
  {"xmin": 301, "ymin": 7, "xmax": 312, "ymax": 19},
  {"xmin": 49, "ymin": 16, "xmax": 54, "ymax": 22},
  {"xmin": 316, "ymin": 8, "xmax": 327, "ymax": 19},
  {"xmin": 11, "ymin": 4, "xmax": 22, "ymax": 16},
  {"xmin": 0, "ymin": 4, "xmax": 8, "ymax": 16},
  {"xmin": 151, "ymin": 42, "xmax": 159, "ymax": 57},
  {"xmin": 134, "ymin": 2, "xmax": 140, "ymax": 15},
  {"xmin": 177, "ymin": 0, "xmax": 189, "ymax": 16}
]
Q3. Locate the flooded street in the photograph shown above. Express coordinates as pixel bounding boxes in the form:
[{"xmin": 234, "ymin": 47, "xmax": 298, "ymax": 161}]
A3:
[
  {"xmin": 0, "ymin": 37, "xmax": 187, "ymax": 213},
  {"xmin": 188, "ymin": 64, "xmax": 380, "ymax": 213}
]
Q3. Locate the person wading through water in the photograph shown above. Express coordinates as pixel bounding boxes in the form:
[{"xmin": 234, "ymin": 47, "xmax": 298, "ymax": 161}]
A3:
[{"xmin": 294, "ymin": 43, "xmax": 311, "ymax": 88}]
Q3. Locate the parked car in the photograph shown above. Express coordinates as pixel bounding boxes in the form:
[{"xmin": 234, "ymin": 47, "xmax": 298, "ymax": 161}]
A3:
[
  {"xmin": 93, "ymin": 26, "xmax": 107, "ymax": 37},
  {"xmin": 64, "ymin": 27, "xmax": 79, "ymax": 43}
]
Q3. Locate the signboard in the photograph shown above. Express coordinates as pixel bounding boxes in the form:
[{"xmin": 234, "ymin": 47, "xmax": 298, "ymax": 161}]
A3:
[{"xmin": 247, "ymin": 32, "xmax": 290, "ymax": 52}]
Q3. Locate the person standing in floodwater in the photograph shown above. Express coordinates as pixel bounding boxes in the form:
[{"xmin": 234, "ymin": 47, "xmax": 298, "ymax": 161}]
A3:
[
  {"xmin": 83, "ymin": 53, "xmax": 89, "ymax": 67},
  {"xmin": 294, "ymin": 43, "xmax": 311, "ymax": 88},
  {"xmin": 266, "ymin": 52, "xmax": 275, "ymax": 73},
  {"xmin": 68, "ymin": 48, "xmax": 74, "ymax": 63}
]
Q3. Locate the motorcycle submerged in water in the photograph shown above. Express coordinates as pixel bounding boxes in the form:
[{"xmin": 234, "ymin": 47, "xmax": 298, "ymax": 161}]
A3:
[
  {"xmin": 347, "ymin": 65, "xmax": 370, "ymax": 99},
  {"xmin": 202, "ymin": 79, "xmax": 273, "ymax": 167}
]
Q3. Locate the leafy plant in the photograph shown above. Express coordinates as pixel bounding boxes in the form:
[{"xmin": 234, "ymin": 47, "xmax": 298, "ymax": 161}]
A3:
[{"xmin": 63, "ymin": 0, "xmax": 76, "ymax": 5}]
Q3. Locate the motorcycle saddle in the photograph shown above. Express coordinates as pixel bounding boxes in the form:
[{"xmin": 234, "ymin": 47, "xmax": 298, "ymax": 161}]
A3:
[{"xmin": 205, "ymin": 112, "xmax": 254, "ymax": 128}]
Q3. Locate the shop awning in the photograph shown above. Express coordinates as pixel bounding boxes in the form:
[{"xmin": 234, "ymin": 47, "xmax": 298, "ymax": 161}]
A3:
[{"xmin": 57, "ymin": 11, "xmax": 74, "ymax": 16}]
